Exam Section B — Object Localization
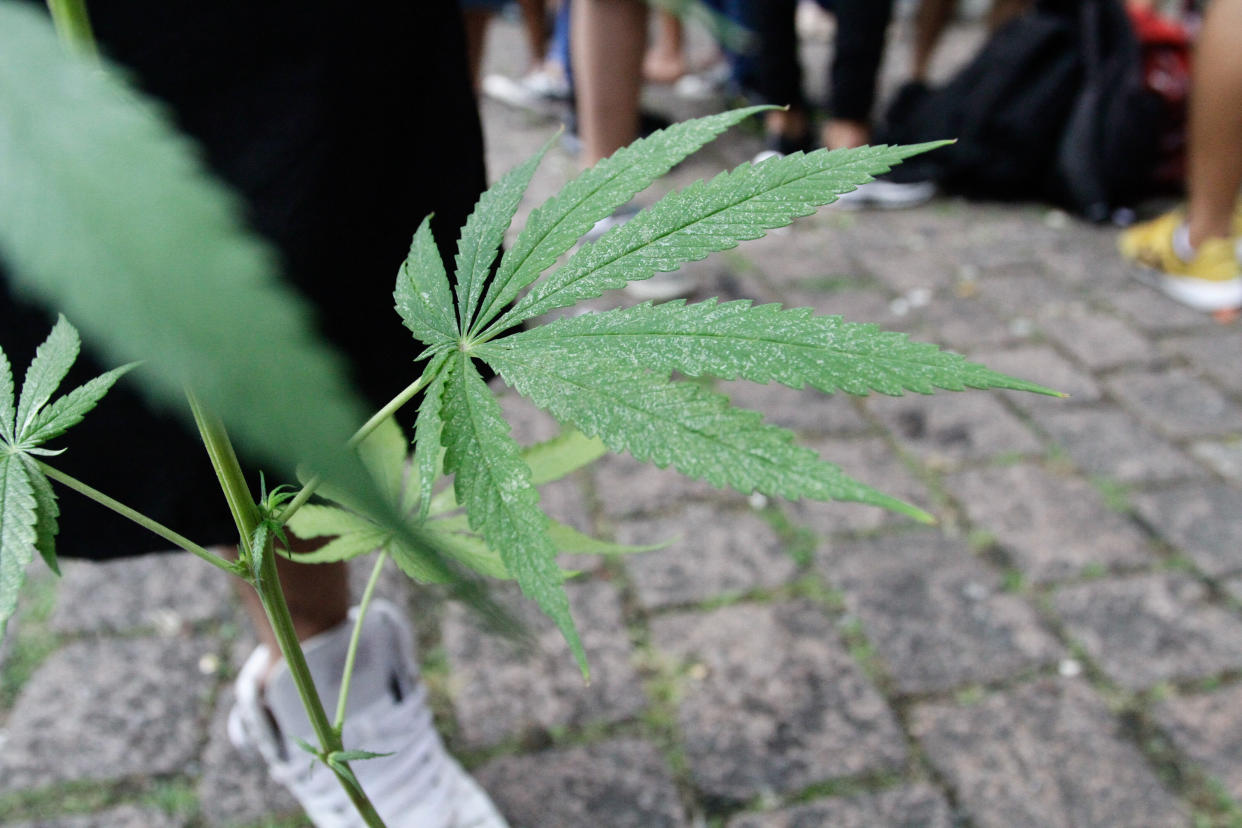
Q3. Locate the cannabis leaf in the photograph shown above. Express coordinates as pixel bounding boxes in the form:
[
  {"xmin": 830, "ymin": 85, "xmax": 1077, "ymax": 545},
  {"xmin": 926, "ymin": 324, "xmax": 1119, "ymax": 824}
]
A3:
[
  {"xmin": 469, "ymin": 105, "xmax": 771, "ymax": 336},
  {"xmin": 387, "ymin": 109, "xmax": 1047, "ymax": 670},
  {"xmin": 0, "ymin": 317, "xmax": 134, "ymax": 634},
  {"xmin": 480, "ymin": 350, "xmax": 927, "ymax": 519},
  {"xmin": 440, "ymin": 354, "xmax": 588, "ymax": 675},
  {"xmin": 480, "ymin": 141, "xmax": 944, "ymax": 337},
  {"xmin": 484, "ymin": 298, "xmax": 1059, "ymax": 396}
]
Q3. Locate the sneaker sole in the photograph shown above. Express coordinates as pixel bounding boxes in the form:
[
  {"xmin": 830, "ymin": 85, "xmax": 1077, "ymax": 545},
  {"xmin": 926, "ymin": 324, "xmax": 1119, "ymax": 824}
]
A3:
[{"xmin": 1132, "ymin": 267, "xmax": 1242, "ymax": 312}]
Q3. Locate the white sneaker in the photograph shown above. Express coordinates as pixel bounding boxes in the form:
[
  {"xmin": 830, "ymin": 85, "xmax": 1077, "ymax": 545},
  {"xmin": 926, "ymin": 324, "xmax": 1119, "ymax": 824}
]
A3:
[
  {"xmin": 832, "ymin": 178, "xmax": 936, "ymax": 211},
  {"xmin": 228, "ymin": 599, "xmax": 508, "ymax": 828},
  {"xmin": 481, "ymin": 68, "xmax": 570, "ymax": 113}
]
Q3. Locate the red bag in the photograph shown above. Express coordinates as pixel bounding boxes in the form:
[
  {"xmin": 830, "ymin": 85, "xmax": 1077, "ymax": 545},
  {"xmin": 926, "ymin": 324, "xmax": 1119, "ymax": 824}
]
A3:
[{"xmin": 1128, "ymin": 3, "xmax": 1192, "ymax": 191}]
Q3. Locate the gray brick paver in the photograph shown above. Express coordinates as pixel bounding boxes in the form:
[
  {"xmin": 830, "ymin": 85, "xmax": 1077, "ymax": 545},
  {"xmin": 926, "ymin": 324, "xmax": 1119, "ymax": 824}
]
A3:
[
  {"xmin": 617, "ymin": 504, "xmax": 798, "ymax": 609},
  {"xmin": 821, "ymin": 532, "xmax": 1062, "ymax": 694},
  {"xmin": 474, "ymin": 739, "xmax": 686, "ymax": 828},
  {"xmin": 443, "ymin": 581, "xmax": 646, "ymax": 749},
  {"xmin": 51, "ymin": 552, "xmax": 231, "ymax": 635},
  {"xmin": 1054, "ymin": 572, "xmax": 1242, "ymax": 691},
  {"xmin": 0, "ymin": 635, "xmax": 217, "ymax": 792},
  {"xmin": 946, "ymin": 464, "xmax": 1153, "ymax": 583},
  {"xmin": 1155, "ymin": 683, "xmax": 1242, "ymax": 802},
  {"xmin": 1133, "ymin": 483, "xmax": 1242, "ymax": 577},
  {"xmin": 726, "ymin": 784, "xmax": 953, "ymax": 828},
  {"xmin": 1034, "ymin": 404, "xmax": 1202, "ymax": 484},
  {"xmin": 1105, "ymin": 368, "xmax": 1242, "ymax": 440},
  {"xmin": 651, "ymin": 601, "xmax": 907, "ymax": 801},
  {"xmin": 912, "ymin": 678, "xmax": 1187, "ymax": 828},
  {"xmin": 786, "ymin": 436, "xmax": 934, "ymax": 534},
  {"xmin": 868, "ymin": 392, "xmax": 1043, "ymax": 469}
]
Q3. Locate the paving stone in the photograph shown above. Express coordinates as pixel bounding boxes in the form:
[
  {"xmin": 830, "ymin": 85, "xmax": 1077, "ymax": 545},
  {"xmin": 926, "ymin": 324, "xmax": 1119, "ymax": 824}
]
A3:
[
  {"xmin": 946, "ymin": 464, "xmax": 1153, "ymax": 583},
  {"xmin": 1054, "ymin": 573, "xmax": 1242, "ymax": 691},
  {"xmin": 742, "ymin": 224, "xmax": 857, "ymax": 290},
  {"xmin": 443, "ymin": 581, "xmax": 645, "ymax": 748},
  {"xmin": 1225, "ymin": 577, "xmax": 1242, "ymax": 603},
  {"xmin": 50, "ymin": 552, "xmax": 232, "ymax": 635},
  {"xmin": 899, "ymin": 293, "xmax": 1019, "ymax": 353},
  {"xmin": 593, "ymin": 453, "xmax": 728, "ymax": 520},
  {"xmin": 718, "ymin": 380, "xmax": 869, "ymax": 436},
  {"xmin": 855, "ymin": 246, "xmax": 957, "ymax": 294},
  {"xmin": 1132, "ymin": 483, "xmax": 1242, "ymax": 577},
  {"xmin": 10, "ymin": 805, "xmax": 187, "ymax": 828},
  {"xmin": 650, "ymin": 601, "xmax": 906, "ymax": 801},
  {"xmin": 1155, "ymin": 683, "xmax": 1242, "ymax": 801},
  {"xmin": 867, "ymin": 392, "xmax": 1043, "ymax": 469},
  {"xmin": 971, "ymin": 268, "xmax": 1079, "ymax": 318},
  {"xmin": 1035, "ymin": 405, "xmax": 1201, "ymax": 484},
  {"xmin": 616, "ymin": 504, "xmax": 798, "ymax": 609},
  {"xmin": 197, "ymin": 686, "xmax": 301, "ymax": 827},
  {"xmin": 0, "ymin": 635, "xmax": 217, "ymax": 792},
  {"xmin": 1190, "ymin": 439, "xmax": 1242, "ymax": 483},
  {"xmin": 474, "ymin": 739, "xmax": 686, "ymax": 828},
  {"xmin": 785, "ymin": 436, "xmax": 934, "ymax": 535},
  {"xmin": 726, "ymin": 784, "xmax": 953, "ymax": 828},
  {"xmin": 1105, "ymin": 368, "xmax": 1242, "ymax": 440},
  {"xmin": 912, "ymin": 678, "xmax": 1187, "ymax": 828},
  {"xmin": 783, "ymin": 286, "xmax": 897, "ymax": 326},
  {"xmin": 821, "ymin": 532, "xmax": 1062, "ymax": 694},
  {"xmin": 972, "ymin": 345, "xmax": 1102, "ymax": 409},
  {"xmin": 1100, "ymin": 283, "xmax": 1211, "ymax": 333},
  {"xmin": 1162, "ymin": 332, "xmax": 1242, "ymax": 395},
  {"xmin": 1038, "ymin": 308, "xmax": 1154, "ymax": 371}
]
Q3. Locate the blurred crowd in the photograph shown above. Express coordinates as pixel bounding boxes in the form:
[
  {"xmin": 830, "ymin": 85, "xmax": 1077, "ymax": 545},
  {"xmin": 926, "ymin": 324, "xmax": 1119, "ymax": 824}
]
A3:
[{"xmin": 470, "ymin": 0, "xmax": 1241, "ymax": 315}]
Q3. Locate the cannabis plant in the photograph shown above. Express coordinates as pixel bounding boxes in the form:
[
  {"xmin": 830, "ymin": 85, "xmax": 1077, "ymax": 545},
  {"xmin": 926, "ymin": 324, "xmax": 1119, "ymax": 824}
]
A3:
[{"xmin": 0, "ymin": 2, "xmax": 1054, "ymax": 824}]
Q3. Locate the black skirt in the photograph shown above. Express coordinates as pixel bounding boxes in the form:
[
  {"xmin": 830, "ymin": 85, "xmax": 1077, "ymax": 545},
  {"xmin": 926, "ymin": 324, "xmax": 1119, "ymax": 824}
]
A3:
[{"xmin": 1, "ymin": 0, "xmax": 487, "ymax": 558}]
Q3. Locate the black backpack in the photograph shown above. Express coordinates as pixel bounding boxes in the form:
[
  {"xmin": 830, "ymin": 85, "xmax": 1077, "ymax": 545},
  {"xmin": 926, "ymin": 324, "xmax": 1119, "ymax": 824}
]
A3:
[{"xmin": 876, "ymin": 0, "xmax": 1160, "ymax": 221}]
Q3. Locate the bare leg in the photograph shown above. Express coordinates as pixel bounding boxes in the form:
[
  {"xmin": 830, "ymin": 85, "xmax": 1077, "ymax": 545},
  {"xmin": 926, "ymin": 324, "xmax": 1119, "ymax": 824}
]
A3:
[
  {"xmin": 236, "ymin": 542, "xmax": 350, "ymax": 667},
  {"xmin": 644, "ymin": 10, "xmax": 688, "ymax": 84},
  {"xmin": 517, "ymin": 0, "xmax": 550, "ymax": 70},
  {"xmin": 1186, "ymin": 0, "xmax": 1242, "ymax": 247},
  {"xmin": 463, "ymin": 8, "xmax": 493, "ymax": 91},
  {"xmin": 911, "ymin": 0, "xmax": 955, "ymax": 82},
  {"xmin": 573, "ymin": 0, "xmax": 647, "ymax": 164},
  {"xmin": 764, "ymin": 108, "xmax": 810, "ymax": 143},
  {"xmin": 822, "ymin": 118, "xmax": 869, "ymax": 150}
]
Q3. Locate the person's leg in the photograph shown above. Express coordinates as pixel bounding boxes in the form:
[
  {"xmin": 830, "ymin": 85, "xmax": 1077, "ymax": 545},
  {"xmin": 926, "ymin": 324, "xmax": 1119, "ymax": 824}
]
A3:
[
  {"xmin": 645, "ymin": 9, "xmax": 688, "ymax": 84},
  {"xmin": 517, "ymin": 0, "xmax": 550, "ymax": 70},
  {"xmin": 572, "ymin": 0, "xmax": 646, "ymax": 164},
  {"xmin": 911, "ymin": 0, "xmax": 955, "ymax": 83},
  {"xmin": 822, "ymin": 0, "xmax": 894, "ymax": 149},
  {"xmin": 1119, "ymin": 0, "xmax": 1242, "ymax": 312},
  {"xmin": 462, "ymin": 5, "xmax": 493, "ymax": 90},
  {"xmin": 1185, "ymin": 0, "xmax": 1242, "ymax": 247},
  {"xmin": 236, "ymin": 555, "xmax": 350, "ymax": 656},
  {"xmin": 754, "ymin": 0, "xmax": 811, "ymax": 151}
]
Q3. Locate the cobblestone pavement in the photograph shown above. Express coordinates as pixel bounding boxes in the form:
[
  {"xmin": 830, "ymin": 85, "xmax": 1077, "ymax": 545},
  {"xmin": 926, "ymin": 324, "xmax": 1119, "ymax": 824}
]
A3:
[{"xmin": 3, "ymin": 12, "xmax": 1242, "ymax": 828}]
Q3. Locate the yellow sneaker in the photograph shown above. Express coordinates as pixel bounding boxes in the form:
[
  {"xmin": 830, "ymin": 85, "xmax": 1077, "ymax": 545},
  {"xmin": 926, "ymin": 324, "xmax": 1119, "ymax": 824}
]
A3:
[{"xmin": 1119, "ymin": 210, "xmax": 1242, "ymax": 311}]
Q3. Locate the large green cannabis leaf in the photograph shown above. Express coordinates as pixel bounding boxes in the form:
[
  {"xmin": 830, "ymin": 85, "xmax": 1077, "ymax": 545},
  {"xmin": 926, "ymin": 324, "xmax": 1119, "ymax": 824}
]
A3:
[
  {"xmin": 389, "ymin": 109, "xmax": 1058, "ymax": 673},
  {"xmin": 0, "ymin": 2, "xmax": 370, "ymax": 490},
  {"xmin": 0, "ymin": 317, "xmax": 133, "ymax": 634}
]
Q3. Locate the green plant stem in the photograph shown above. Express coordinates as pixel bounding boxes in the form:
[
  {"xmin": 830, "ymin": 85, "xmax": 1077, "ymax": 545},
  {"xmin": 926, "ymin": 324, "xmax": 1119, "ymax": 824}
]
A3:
[
  {"xmin": 34, "ymin": 461, "xmax": 236, "ymax": 575},
  {"xmin": 334, "ymin": 550, "xmax": 389, "ymax": 733},
  {"xmin": 186, "ymin": 389, "xmax": 386, "ymax": 828},
  {"xmin": 45, "ymin": 0, "xmax": 99, "ymax": 59},
  {"xmin": 276, "ymin": 364, "xmax": 436, "ymax": 527}
]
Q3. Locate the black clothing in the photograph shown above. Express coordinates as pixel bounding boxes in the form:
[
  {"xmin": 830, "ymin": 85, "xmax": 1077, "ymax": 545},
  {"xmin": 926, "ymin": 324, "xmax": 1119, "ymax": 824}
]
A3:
[{"xmin": 0, "ymin": 1, "xmax": 487, "ymax": 557}]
